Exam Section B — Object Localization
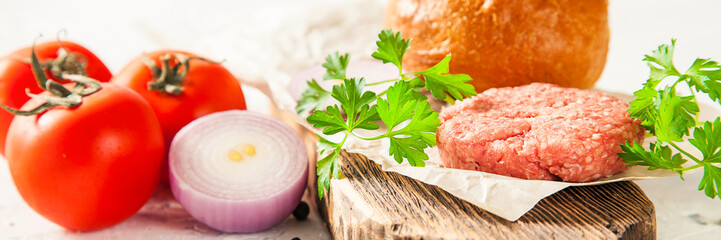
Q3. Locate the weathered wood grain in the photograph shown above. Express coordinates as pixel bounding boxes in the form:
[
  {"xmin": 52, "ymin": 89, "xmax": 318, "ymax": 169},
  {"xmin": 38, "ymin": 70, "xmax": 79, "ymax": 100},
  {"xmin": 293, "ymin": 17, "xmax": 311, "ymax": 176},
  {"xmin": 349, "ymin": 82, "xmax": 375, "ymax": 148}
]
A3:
[{"xmin": 317, "ymin": 150, "xmax": 656, "ymax": 240}]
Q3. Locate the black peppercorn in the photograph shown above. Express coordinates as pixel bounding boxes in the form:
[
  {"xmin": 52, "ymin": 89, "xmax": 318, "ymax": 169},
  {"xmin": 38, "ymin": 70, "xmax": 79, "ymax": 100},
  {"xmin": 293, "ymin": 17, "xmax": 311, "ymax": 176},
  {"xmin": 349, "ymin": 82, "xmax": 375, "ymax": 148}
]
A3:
[{"xmin": 292, "ymin": 201, "xmax": 310, "ymax": 221}]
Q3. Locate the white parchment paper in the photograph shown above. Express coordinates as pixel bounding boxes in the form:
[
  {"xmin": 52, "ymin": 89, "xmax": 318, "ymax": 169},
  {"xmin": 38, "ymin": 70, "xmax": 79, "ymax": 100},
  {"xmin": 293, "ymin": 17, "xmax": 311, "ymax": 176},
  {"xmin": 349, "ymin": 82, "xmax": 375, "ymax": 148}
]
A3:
[
  {"xmin": 193, "ymin": 0, "xmax": 714, "ymax": 222},
  {"xmin": 247, "ymin": 71, "xmax": 713, "ymax": 221}
]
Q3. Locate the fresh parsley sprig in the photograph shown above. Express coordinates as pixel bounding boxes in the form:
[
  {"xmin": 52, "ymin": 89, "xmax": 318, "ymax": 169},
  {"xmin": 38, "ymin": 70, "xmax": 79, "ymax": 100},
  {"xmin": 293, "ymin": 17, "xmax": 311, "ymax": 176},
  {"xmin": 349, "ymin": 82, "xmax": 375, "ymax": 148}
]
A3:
[
  {"xmin": 296, "ymin": 79, "xmax": 331, "ymax": 114},
  {"xmin": 295, "ymin": 52, "xmax": 349, "ymax": 114},
  {"xmin": 298, "ymin": 30, "xmax": 476, "ymax": 198},
  {"xmin": 322, "ymin": 52, "xmax": 350, "ymax": 81},
  {"xmin": 619, "ymin": 39, "xmax": 721, "ymax": 199}
]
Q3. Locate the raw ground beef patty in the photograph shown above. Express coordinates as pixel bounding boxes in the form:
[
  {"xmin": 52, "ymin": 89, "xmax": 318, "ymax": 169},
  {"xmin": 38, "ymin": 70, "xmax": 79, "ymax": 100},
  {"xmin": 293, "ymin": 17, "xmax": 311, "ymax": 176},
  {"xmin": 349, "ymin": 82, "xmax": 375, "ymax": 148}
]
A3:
[{"xmin": 436, "ymin": 83, "xmax": 645, "ymax": 182}]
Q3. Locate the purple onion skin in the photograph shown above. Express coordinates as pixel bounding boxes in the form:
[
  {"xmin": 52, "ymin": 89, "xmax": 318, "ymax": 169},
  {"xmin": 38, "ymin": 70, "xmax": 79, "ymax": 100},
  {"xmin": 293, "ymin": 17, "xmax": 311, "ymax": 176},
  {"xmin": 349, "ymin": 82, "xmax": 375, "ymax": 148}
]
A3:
[
  {"xmin": 169, "ymin": 168, "xmax": 308, "ymax": 233},
  {"xmin": 168, "ymin": 110, "xmax": 309, "ymax": 233}
]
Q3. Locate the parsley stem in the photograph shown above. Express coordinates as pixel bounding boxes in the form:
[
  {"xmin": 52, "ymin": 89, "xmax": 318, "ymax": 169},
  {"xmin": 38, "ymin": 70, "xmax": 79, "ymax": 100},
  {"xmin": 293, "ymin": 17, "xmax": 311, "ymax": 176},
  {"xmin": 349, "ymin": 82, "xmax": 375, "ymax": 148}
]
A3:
[
  {"xmin": 668, "ymin": 141, "xmax": 703, "ymax": 164},
  {"xmin": 339, "ymin": 132, "xmax": 349, "ymax": 147},
  {"xmin": 351, "ymin": 132, "xmax": 379, "ymax": 141},
  {"xmin": 365, "ymin": 70, "xmax": 418, "ymax": 87},
  {"xmin": 677, "ymin": 164, "xmax": 704, "ymax": 172},
  {"xmin": 671, "ymin": 78, "xmax": 682, "ymax": 89},
  {"xmin": 361, "ymin": 130, "xmax": 408, "ymax": 141},
  {"xmin": 689, "ymin": 88, "xmax": 703, "ymax": 123},
  {"xmin": 366, "ymin": 78, "xmax": 401, "ymax": 86},
  {"xmin": 354, "ymin": 131, "xmax": 388, "ymax": 141},
  {"xmin": 403, "ymin": 71, "xmax": 424, "ymax": 76}
]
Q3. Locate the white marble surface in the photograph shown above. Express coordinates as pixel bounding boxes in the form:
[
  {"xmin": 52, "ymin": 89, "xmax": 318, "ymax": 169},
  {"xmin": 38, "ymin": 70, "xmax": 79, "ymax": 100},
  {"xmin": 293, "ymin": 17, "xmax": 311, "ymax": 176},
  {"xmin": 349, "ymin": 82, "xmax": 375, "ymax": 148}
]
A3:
[{"xmin": 1, "ymin": 0, "xmax": 721, "ymax": 239}]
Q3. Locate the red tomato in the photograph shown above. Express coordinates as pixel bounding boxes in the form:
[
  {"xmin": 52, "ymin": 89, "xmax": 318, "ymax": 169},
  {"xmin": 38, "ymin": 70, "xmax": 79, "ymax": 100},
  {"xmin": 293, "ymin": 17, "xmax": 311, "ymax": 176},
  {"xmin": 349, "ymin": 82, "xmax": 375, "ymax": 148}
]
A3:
[
  {"xmin": 0, "ymin": 41, "xmax": 111, "ymax": 156},
  {"xmin": 6, "ymin": 83, "xmax": 164, "ymax": 231},
  {"xmin": 111, "ymin": 50, "xmax": 247, "ymax": 183}
]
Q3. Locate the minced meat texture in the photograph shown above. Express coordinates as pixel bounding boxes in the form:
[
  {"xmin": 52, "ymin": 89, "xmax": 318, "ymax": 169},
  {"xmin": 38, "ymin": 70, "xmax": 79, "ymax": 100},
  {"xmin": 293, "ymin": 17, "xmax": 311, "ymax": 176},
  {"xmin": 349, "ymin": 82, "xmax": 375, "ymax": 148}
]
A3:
[{"xmin": 436, "ymin": 83, "xmax": 645, "ymax": 182}]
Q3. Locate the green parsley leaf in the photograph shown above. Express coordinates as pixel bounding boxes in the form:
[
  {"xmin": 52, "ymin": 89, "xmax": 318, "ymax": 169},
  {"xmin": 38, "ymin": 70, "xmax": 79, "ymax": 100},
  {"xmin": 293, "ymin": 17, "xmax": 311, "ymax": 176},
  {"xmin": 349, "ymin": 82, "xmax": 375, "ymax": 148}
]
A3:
[
  {"xmin": 307, "ymin": 105, "xmax": 347, "ymax": 135},
  {"xmin": 317, "ymin": 135, "xmax": 340, "ymax": 155},
  {"xmin": 656, "ymin": 86, "xmax": 698, "ymax": 142},
  {"xmin": 685, "ymin": 58, "xmax": 721, "ymax": 103},
  {"xmin": 627, "ymin": 82, "xmax": 660, "ymax": 132},
  {"xmin": 621, "ymin": 39, "xmax": 721, "ymax": 199},
  {"xmin": 371, "ymin": 30, "xmax": 410, "ymax": 72},
  {"xmin": 420, "ymin": 55, "xmax": 477, "ymax": 103},
  {"xmin": 387, "ymin": 137, "xmax": 432, "ymax": 167},
  {"xmin": 316, "ymin": 142, "xmax": 339, "ymax": 199},
  {"xmin": 307, "ymin": 78, "xmax": 383, "ymax": 198},
  {"xmin": 296, "ymin": 79, "xmax": 331, "ymax": 114},
  {"xmin": 619, "ymin": 142, "xmax": 687, "ymax": 174},
  {"xmin": 643, "ymin": 39, "xmax": 680, "ymax": 82},
  {"xmin": 689, "ymin": 118, "xmax": 721, "ymax": 162},
  {"xmin": 331, "ymin": 78, "xmax": 380, "ymax": 131},
  {"xmin": 700, "ymin": 165, "xmax": 721, "ymax": 199},
  {"xmin": 706, "ymin": 80, "xmax": 721, "ymax": 103},
  {"xmin": 304, "ymin": 30, "xmax": 477, "ymax": 199},
  {"xmin": 376, "ymin": 81, "xmax": 439, "ymax": 166},
  {"xmin": 376, "ymin": 81, "xmax": 416, "ymax": 129},
  {"xmin": 295, "ymin": 51, "xmax": 351, "ymax": 114},
  {"xmin": 322, "ymin": 52, "xmax": 350, "ymax": 80}
]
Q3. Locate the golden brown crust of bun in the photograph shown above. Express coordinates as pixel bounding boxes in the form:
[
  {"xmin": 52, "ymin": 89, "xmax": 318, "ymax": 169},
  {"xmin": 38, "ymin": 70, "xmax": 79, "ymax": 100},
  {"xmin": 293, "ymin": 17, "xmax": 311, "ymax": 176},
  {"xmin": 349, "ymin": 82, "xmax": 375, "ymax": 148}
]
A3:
[{"xmin": 385, "ymin": 0, "xmax": 609, "ymax": 91}]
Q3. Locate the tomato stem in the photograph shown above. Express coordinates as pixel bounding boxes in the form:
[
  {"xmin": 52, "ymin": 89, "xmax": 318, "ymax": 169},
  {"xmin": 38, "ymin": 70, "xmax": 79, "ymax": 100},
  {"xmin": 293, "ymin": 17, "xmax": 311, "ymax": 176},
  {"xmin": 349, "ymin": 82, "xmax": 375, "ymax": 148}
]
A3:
[
  {"xmin": 142, "ymin": 53, "xmax": 222, "ymax": 95},
  {"xmin": 22, "ymin": 48, "xmax": 89, "ymax": 81},
  {"xmin": 0, "ymin": 44, "xmax": 101, "ymax": 116}
]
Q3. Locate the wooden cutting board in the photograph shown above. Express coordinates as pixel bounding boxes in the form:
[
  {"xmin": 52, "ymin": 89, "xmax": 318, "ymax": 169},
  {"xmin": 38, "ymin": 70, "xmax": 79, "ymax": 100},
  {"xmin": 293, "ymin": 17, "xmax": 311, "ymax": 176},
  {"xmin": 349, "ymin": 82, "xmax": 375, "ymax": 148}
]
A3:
[{"xmin": 316, "ymin": 150, "xmax": 656, "ymax": 239}]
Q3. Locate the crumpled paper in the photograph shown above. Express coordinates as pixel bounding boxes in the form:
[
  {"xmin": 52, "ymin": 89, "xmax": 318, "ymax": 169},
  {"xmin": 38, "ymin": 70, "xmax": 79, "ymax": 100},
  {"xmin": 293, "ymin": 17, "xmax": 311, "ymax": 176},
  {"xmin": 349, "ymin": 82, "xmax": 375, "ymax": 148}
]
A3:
[
  {"xmin": 215, "ymin": 0, "xmax": 713, "ymax": 221},
  {"xmin": 343, "ymin": 137, "xmax": 682, "ymax": 221},
  {"xmin": 242, "ymin": 71, "xmax": 716, "ymax": 222}
]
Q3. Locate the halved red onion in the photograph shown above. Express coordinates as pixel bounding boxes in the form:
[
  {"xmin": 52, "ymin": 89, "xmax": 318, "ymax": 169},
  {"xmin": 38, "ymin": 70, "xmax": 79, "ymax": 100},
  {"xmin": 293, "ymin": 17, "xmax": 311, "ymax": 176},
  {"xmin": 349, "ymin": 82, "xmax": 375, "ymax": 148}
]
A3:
[{"xmin": 169, "ymin": 110, "xmax": 308, "ymax": 233}]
